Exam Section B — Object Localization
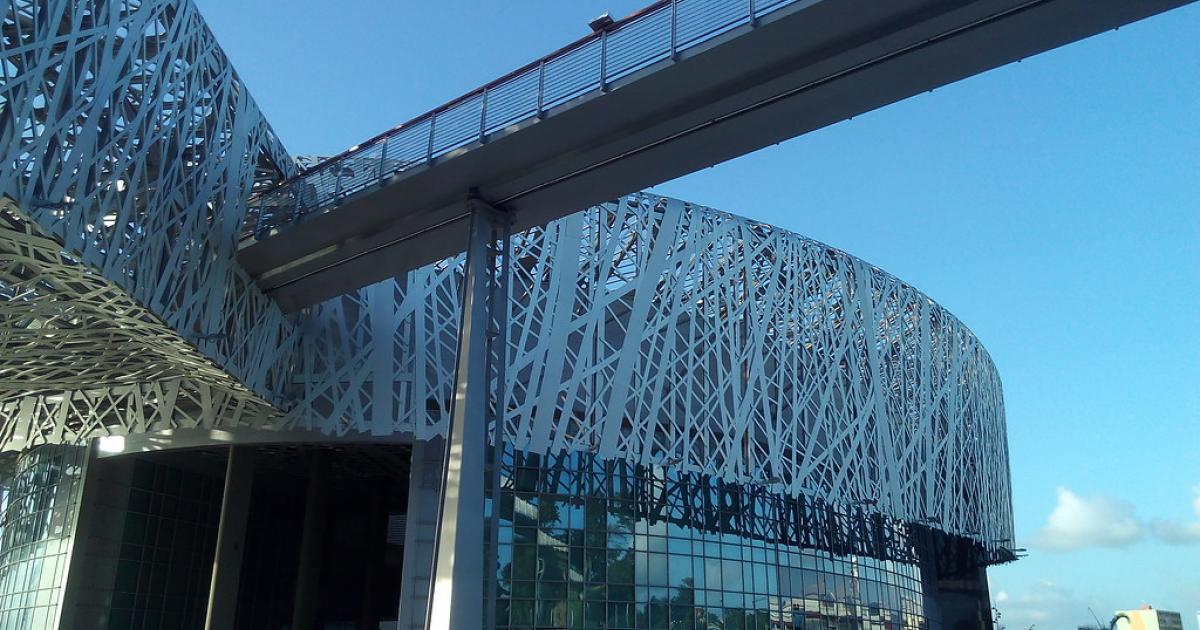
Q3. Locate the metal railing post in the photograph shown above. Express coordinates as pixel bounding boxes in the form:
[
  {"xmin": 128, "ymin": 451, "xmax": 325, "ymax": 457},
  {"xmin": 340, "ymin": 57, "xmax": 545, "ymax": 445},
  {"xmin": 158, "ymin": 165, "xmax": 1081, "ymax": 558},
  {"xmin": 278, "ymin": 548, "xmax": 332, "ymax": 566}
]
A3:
[
  {"xmin": 479, "ymin": 88, "xmax": 489, "ymax": 142},
  {"xmin": 292, "ymin": 184, "xmax": 303, "ymax": 226},
  {"xmin": 251, "ymin": 195, "xmax": 264, "ymax": 239},
  {"xmin": 750, "ymin": 0, "xmax": 759, "ymax": 25},
  {"xmin": 536, "ymin": 61, "xmax": 546, "ymax": 118},
  {"xmin": 333, "ymin": 166, "xmax": 343, "ymax": 205},
  {"xmin": 599, "ymin": 29, "xmax": 609, "ymax": 92},
  {"xmin": 670, "ymin": 0, "xmax": 679, "ymax": 60},
  {"xmin": 426, "ymin": 113, "xmax": 437, "ymax": 163},
  {"xmin": 378, "ymin": 137, "xmax": 389, "ymax": 181}
]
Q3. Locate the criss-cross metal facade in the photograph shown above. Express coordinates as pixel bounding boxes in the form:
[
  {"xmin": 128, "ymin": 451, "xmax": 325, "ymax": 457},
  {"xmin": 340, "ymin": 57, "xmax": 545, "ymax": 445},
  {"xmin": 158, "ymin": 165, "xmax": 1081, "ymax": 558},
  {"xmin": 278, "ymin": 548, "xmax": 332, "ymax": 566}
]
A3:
[
  {"xmin": 0, "ymin": 201, "xmax": 282, "ymax": 448},
  {"xmin": 1, "ymin": 0, "xmax": 297, "ymax": 445},
  {"xmin": 290, "ymin": 195, "xmax": 1014, "ymax": 551},
  {"xmin": 1, "ymin": 0, "xmax": 1012, "ymax": 546},
  {"xmin": 1, "ymin": 3, "xmax": 1014, "ymax": 626}
]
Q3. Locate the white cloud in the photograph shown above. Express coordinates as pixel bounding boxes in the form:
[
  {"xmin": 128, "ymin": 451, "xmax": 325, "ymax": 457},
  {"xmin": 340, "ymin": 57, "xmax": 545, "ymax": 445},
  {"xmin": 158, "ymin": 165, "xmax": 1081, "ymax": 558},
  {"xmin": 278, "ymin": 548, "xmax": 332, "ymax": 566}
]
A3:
[
  {"xmin": 1148, "ymin": 485, "xmax": 1200, "ymax": 545},
  {"xmin": 994, "ymin": 579, "xmax": 1099, "ymax": 630},
  {"xmin": 1031, "ymin": 486, "xmax": 1144, "ymax": 551}
]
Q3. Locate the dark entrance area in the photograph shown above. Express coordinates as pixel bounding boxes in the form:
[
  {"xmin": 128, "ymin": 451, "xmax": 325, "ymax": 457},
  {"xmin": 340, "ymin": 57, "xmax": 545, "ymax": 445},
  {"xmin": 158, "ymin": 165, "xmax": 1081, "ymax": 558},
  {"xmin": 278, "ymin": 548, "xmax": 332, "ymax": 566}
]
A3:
[
  {"xmin": 62, "ymin": 443, "xmax": 413, "ymax": 630},
  {"xmin": 233, "ymin": 444, "xmax": 412, "ymax": 630}
]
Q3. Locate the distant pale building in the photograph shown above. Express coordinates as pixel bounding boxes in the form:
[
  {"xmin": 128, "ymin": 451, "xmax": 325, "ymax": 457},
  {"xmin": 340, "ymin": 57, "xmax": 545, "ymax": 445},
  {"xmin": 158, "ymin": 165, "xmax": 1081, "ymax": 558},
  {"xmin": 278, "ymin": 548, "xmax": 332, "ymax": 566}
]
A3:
[{"xmin": 1114, "ymin": 606, "xmax": 1184, "ymax": 630}]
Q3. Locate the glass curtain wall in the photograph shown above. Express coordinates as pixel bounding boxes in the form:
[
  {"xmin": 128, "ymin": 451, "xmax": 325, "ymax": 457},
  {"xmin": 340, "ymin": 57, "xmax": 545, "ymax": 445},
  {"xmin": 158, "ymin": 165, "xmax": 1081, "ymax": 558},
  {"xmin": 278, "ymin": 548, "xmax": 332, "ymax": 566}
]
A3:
[
  {"xmin": 104, "ymin": 458, "xmax": 223, "ymax": 630},
  {"xmin": 486, "ymin": 446, "xmax": 927, "ymax": 630},
  {"xmin": 0, "ymin": 444, "xmax": 89, "ymax": 630}
]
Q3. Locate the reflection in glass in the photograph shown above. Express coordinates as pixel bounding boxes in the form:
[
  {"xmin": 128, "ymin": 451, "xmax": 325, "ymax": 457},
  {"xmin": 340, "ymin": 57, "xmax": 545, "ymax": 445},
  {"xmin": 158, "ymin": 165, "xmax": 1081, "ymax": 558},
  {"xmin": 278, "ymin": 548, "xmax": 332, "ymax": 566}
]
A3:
[
  {"xmin": 0, "ymin": 446, "xmax": 88, "ymax": 630},
  {"xmin": 492, "ymin": 446, "xmax": 925, "ymax": 630}
]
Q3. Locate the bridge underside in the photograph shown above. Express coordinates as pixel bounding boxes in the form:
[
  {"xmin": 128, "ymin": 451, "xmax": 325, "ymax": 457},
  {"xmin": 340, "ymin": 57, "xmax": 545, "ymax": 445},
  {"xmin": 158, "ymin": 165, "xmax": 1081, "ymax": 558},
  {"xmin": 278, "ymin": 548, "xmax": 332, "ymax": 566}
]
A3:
[{"xmin": 240, "ymin": 0, "xmax": 1193, "ymax": 311}]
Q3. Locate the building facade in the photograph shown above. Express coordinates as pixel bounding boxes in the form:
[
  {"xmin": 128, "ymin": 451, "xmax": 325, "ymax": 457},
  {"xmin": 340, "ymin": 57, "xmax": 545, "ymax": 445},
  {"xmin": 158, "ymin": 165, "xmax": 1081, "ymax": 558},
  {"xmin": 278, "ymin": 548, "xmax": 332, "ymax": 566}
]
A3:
[
  {"xmin": 1115, "ymin": 607, "xmax": 1185, "ymax": 630},
  {"xmin": 1, "ymin": 1, "xmax": 1015, "ymax": 629}
]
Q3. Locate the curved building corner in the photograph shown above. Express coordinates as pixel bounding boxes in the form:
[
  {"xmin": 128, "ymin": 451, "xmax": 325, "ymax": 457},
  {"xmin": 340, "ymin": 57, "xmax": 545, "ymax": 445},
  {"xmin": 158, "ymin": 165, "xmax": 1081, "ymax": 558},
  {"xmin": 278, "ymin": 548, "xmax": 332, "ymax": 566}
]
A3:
[
  {"xmin": 0, "ymin": 0, "xmax": 1016, "ymax": 629},
  {"xmin": 0, "ymin": 195, "xmax": 1014, "ymax": 630}
]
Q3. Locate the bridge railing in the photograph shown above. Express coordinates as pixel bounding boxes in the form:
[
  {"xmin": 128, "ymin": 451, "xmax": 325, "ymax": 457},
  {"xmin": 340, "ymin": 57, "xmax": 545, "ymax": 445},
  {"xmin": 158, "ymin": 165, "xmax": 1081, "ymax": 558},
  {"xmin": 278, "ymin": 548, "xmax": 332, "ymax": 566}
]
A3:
[{"xmin": 243, "ymin": 0, "xmax": 798, "ymax": 241}]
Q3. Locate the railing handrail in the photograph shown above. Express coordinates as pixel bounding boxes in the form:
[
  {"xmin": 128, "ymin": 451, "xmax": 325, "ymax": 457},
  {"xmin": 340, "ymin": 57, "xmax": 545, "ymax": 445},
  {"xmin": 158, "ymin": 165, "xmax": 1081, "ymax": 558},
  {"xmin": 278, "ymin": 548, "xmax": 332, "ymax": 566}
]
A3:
[
  {"xmin": 253, "ymin": 0, "xmax": 677, "ymax": 201},
  {"xmin": 245, "ymin": 0, "xmax": 796, "ymax": 241}
]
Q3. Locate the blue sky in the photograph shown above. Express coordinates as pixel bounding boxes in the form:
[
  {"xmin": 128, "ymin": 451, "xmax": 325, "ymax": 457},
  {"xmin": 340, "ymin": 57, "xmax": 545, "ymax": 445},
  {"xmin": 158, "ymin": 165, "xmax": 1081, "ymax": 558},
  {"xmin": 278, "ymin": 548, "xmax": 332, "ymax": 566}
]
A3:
[{"xmin": 197, "ymin": 2, "xmax": 1199, "ymax": 626}]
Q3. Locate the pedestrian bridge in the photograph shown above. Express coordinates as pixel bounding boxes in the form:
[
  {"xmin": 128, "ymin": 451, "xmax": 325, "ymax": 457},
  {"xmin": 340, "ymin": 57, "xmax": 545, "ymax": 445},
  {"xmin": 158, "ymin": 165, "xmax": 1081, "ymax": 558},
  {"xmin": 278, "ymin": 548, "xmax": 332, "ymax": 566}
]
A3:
[{"xmin": 239, "ymin": 0, "xmax": 1192, "ymax": 311}]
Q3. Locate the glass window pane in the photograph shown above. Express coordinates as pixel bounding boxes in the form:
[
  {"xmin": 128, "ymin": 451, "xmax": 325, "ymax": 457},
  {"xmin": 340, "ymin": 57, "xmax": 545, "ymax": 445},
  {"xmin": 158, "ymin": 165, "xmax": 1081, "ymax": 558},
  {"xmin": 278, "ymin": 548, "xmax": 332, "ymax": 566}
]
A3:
[{"xmin": 648, "ymin": 553, "xmax": 668, "ymax": 586}]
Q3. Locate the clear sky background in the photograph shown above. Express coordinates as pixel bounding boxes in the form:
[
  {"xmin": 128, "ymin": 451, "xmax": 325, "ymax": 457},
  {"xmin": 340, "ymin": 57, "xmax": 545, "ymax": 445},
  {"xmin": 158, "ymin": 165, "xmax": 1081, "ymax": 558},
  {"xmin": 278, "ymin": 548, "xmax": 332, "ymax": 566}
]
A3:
[{"xmin": 196, "ymin": 2, "xmax": 1199, "ymax": 626}]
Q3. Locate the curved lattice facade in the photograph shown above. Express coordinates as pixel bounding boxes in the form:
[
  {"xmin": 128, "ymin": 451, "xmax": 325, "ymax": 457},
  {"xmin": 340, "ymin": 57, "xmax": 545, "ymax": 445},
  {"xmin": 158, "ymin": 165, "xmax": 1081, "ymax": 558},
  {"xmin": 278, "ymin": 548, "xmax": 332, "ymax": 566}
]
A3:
[
  {"xmin": 1, "ymin": 1, "xmax": 1012, "ymax": 548},
  {"xmin": 1, "ymin": 0, "xmax": 1014, "ymax": 627},
  {"xmin": 291, "ymin": 194, "xmax": 1013, "ymax": 553},
  {"xmin": 1, "ymin": 0, "xmax": 297, "ymax": 448}
]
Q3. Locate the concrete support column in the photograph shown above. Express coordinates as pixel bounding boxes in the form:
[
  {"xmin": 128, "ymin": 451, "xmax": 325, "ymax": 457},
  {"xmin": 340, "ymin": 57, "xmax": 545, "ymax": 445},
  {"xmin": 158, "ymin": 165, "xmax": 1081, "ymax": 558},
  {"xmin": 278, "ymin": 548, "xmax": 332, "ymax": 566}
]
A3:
[
  {"xmin": 426, "ymin": 201, "xmax": 501, "ymax": 630},
  {"xmin": 917, "ymin": 529, "xmax": 996, "ymax": 630},
  {"xmin": 916, "ymin": 528, "xmax": 945, "ymax": 630},
  {"xmin": 204, "ymin": 446, "xmax": 256, "ymax": 630},
  {"xmin": 292, "ymin": 451, "xmax": 330, "ymax": 630},
  {"xmin": 398, "ymin": 437, "xmax": 444, "ymax": 630},
  {"xmin": 59, "ymin": 450, "xmax": 130, "ymax": 630}
]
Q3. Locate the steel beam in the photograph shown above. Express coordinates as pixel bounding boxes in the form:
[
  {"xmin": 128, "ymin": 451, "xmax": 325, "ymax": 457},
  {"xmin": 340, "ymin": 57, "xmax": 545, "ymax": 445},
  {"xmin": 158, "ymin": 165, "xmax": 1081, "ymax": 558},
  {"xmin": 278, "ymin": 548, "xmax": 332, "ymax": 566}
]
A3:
[
  {"xmin": 204, "ymin": 446, "xmax": 256, "ymax": 630},
  {"xmin": 425, "ymin": 199, "xmax": 505, "ymax": 630},
  {"xmin": 398, "ymin": 438, "xmax": 444, "ymax": 629}
]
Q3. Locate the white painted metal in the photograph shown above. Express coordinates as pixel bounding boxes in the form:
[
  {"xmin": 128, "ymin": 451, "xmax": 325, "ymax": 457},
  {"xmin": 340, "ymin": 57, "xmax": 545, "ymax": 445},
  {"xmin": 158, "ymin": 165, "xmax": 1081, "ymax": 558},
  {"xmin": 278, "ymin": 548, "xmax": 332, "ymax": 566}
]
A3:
[
  {"xmin": 1, "ymin": 0, "xmax": 297, "ymax": 445},
  {"xmin": 204, "ymin": 447, "xmax": 255, "ymax": 630},
  {"xmin": 0, "ymin": 202, "xmax": 284, "ymax": 448},
  {"xmin": 288, "ymin": 194, "xmax": 1014, "ymax": 551},
  {"xmin": 426, "ymin": 204, "xmax": 498, "ymax": 630},
  {"xmin": 0, "ymin": 0, "xmax": 1013, "ymax": 579}
]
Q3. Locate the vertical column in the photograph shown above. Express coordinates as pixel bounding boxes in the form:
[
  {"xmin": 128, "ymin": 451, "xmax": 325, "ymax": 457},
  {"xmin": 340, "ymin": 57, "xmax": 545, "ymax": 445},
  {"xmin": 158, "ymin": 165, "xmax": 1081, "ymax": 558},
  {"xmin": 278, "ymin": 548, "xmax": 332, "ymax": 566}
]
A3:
[
  {"xmin": 59, "ymin": 451, "xmax": 131, "ymax": 630},
  {"xmin": 916, "ymin": 527, "xmax": 946, "ymax": 630},
  {"xmin": 204, "ymin": 446, "xmax": 256, "ymax": 630},
  {"xmin": 426, "ymin": 200, "xmax": 502, "ymax": 630},
  {"xmin": 398, "ymin": 438, "xmax": 444, "ymax": 630},
  {"xmin": 976, "ymin": 566, "xmax": 995, "ymax": 630},
  {"xmin": 292, "ymin": 451, "xmax": 330, "ymax": 630},
  {"xmin": 485, "ymin": 210, "xmax": 512, "ymax": 630}
]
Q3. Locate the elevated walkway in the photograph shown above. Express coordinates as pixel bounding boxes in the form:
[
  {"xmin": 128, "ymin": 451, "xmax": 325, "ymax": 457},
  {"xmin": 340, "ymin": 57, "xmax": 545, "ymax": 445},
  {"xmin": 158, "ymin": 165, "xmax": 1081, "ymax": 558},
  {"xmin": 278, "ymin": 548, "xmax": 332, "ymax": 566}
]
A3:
[{"xmin": 239, "ymin": 0, "xmax": 1194, "ymax": 311}]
